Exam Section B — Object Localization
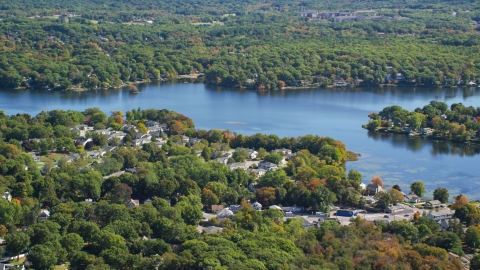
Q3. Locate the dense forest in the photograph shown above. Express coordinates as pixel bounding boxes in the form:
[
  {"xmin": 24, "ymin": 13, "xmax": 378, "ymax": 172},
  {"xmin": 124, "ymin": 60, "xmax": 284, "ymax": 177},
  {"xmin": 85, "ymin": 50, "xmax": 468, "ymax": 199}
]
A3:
[
  {"xmin": 0, "ymin": 0, "xmax": 479, "ymax": 90},
  {"xmin": 0, "ymin": 108, "xmax": 480, "ymax": 269}
]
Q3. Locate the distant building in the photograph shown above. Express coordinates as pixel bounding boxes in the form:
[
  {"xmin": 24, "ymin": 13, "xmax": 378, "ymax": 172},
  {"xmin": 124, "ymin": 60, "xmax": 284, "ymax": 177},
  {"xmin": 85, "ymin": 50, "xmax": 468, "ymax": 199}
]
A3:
[
  {"xmin": 2, "ymin": 192, "xmax": 12, "ymax": 202},
  {"xmin": 251, "ymin": 202, "xmax": 262, "ymax": 211},
  {"xmin": 38, "ymin": 209, "xmax": 50, "ymax": 222},
  {"xmin": 127, "ymin": 199, "xmax": 140, "ymax": 208}
]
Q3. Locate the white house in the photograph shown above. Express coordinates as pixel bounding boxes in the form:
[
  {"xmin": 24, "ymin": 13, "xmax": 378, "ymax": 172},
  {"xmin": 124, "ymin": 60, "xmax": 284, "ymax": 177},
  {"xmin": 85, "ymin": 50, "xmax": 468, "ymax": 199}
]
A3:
[
  {"xmin": 249, "ymin": 168, "xmax": 267, "ymax": 178},
  {"xmin": 2, "ymin": 192, "xmax": 12, "ymax": 201},
  {"xmin": 38, "ymin": 209, "xmax": 50, "ymax": 222},
  {"xmin": 189, "ymin": 138, "xmax": 202, "ymax": 145},
  {"xmin": 127, "ymin": 199, "xmax": 140, "ymax": 208},
  {"xmin": 227, "ymin": 163, "xmax": 247, "ymax": 171},
  {"xmin": 236, "ymin": 148, "xmax": 257, "ymax": 159},
  {"xmin": 251, "ymin": 202, "xmax": 262, "ymax": 211},
  {"xmin": 366, "ymin": 183, "xmax": 384, "ymax": 195},
  {"xmin": 258, "ymin": 161, "xmax": 278, "ymax": 171},
  {"xmin": 216, "ymin": 208, "xmax": 234, "ymax": 220},
  {"xmin": 145, "ymin": 121, "xmax": 160, "ymax": 128},
  {"xmin": 427, "ymin": 209, "xmax": 454, "ymax": 220},
  {"xmin": 425, "ymin": 200, "xmax": 442, "ymax": 208},
  {"xmin": 213, "ymin": 157, "xmax": 229, "ymax": 165},
  {"xmin": 404, "ymin": 194, "xmax": 420, "ymax": 203}
]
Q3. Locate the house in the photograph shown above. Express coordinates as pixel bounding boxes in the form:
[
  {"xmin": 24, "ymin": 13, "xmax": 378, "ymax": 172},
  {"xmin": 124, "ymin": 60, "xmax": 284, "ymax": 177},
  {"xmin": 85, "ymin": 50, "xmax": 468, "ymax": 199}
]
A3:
[
  {"xmin": 427, "ymin": 209, "xmax": 454, "ymax": 220},
  {"xmin": 364, "ymin": 196, "xmax": 376, "ymax": 205},
  {"xmin": 404, "ymin": 194, "xmax": 420, "ymax": 203},
  {"xmin": 102, "ymin": 145, "xmax": 118, "ymax": 152},
  {"xmin": 212, "ymin": 150, "xmax": 233, "ymax": 159},
  {"xmin": 127, "ymin": 199, "xmax": 140, "ymax": 208},
  {"xmin": 94, "ymin": 129, "xmax": 112, "ymax": 136},
  {"xmin": 425, "ymin": 200, "xmax": 442, "ymax": 208},
  {"xmin": 145, "ymin": 121, "xmax": 160, "ymax": 128},
  {"xmin": 70, "ymin": 124, "xmax": 90, "ymax": 137},
  {"xmin": 249, "ymin": 168, "xmax": 267, "ymax": 178},
  {"xmin": 2, "ymin": 192, "xmax": 12, "ymax": 201},
  {"xmin": 303, "ymin": 218, "xmax": 314, "ymax": 229},
  {"xmin": 236, "ymin": 148, "xmax": 258, "ymax": 159},
  {"xmin": 132, "ymin": 138, "xmax": 151, "ymax": 146},
  {"xmin": 282, "ymin": 206, "xmax": 304, "ymax": 213},
  {"xmin": 203, "ymin": 226, "xmax": 223, "ymax": 234},
  {"xmin": 64, "ymin": 153, "xmax": 82, "ymax": 163},
  {"xmin": 366, "ymin": 183, "xmax": 384, "ymax": 195},
  {"xmin": 109, "ymin": 131, "xmax": 127, "ymax": 143},
  {"xmin": 28, "ymin": 152, "xmax": 40, "ymax": 162},
  {"xmin": 189, "ymin": 138, "xmax": 202, "ymax": 145},
  {"xmin": 230, "ymin": 205, "xmax": 241, "ymax": 212},
  {"xmin": 181, "ymin": 135, "xmax": 190, "ymax": 144},
  {"xmin": 258, "ymin": 161, "xmax": 278, "ymax": 171},
  {"xmin": 0, "ymin": 263, "xmax": 25, "ymax": 270},
  {"xmin": 251, "ymin": 202, "xmax": 262, "ymax": 211},
  {"xmin": 359, "ymin": 183, "xmax": 367, "ymax": 190},
  {"xmin": 273, "ymin": 148, "xmax": 293, "ymax": 158},
  {"xmin": 147, "ymin": 127, "xmax": 164, "ymax": 137},
  {"xmin": 87, "ymin": 149, "xmax": 106, "ymax": 159},
  {"xmin": 386, "ymin": 205, "xmax": 405, "ymax": 213},
  {"xmin": 227, "ymin": 163, "xmax": 247, "ymax": 171},
  {"xmin": 125, "ymin": 168, "xmax": 138, "ymax": 174},
  {"xmin": 122, "ymin": 124, "xmax": 136, "ymax": 132},
  {"xmin": 38, "ymin": 209, "xmax": 50, "ymax": 222},
  {"xmin": 420, "ymin": 128, "xmax": 434, "ymax": 134},
  {"xmin": 143, "ymin": 198, "xmax": 153, "ymax": 204},
  {"xmin": 211, "ymin": 205, "xmax": 224, "ymax": 212},
  {"xmin": 248, "ymin": 183, "xmax": 258, "ymax": 192},
  {"xmin": 216, "ymin": 208, "xmax": 234, "ymax": 219},
  {"xmin": 213, "ymin": 157, "xmax": 229, "ymax": 165}
]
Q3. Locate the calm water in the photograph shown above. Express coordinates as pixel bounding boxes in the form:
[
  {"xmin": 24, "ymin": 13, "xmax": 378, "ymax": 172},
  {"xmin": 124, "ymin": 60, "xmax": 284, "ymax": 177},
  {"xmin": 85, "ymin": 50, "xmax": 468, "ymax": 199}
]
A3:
[{"xmin": 1, "ymin": 83, "xmax": 480, "ymax": 199}]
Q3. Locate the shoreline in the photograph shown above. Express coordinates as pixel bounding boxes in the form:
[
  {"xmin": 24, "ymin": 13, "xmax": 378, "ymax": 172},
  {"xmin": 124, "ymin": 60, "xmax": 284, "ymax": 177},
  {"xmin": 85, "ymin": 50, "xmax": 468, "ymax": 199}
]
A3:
[
  {"xmin": 10, "ymin": 80, "xmax": 480, "ymax": 93},
  {"xmin": 366, "ymin": 128, "xmax": 480, "ymax": 146}
]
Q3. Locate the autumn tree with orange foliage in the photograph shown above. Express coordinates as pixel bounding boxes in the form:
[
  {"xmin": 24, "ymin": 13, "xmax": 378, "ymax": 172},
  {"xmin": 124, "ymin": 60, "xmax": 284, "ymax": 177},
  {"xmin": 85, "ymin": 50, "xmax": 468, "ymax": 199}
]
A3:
[
  {"xmin": 451, "ymin": 194, "xmax": 469, "ymax": 210},
  {"xmin": 256, "ymin": 187, "xmax": 276, "ymax": 207},
  {"xmin": 371, "ymin": 176, "xmax": 384, "ymax": 187}
]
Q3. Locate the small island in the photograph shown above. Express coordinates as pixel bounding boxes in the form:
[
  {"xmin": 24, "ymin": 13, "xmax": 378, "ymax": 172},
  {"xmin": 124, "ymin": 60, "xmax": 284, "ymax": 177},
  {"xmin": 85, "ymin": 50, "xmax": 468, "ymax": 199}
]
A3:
[{"xmin": 363, "ymin": 101, "xmax": 480, "ymax": 143}]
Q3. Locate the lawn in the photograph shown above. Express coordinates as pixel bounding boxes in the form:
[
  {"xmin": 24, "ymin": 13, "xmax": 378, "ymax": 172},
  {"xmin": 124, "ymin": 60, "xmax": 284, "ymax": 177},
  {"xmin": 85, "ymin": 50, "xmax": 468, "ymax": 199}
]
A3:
[
  {"xmin": 54, "ymin": 262, "xmax": 70, "ymax": 270},
  {"xmin": 39, "ymin": 153, "xmax": 67, "ymax": 163},
  {"xmin": 8, "ymin": 256, "xmax": 26, "ymax": 265}
]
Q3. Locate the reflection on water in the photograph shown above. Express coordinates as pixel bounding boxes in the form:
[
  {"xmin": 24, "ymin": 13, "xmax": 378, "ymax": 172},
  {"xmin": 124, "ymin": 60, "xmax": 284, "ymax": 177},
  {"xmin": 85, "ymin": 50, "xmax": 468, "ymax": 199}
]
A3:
[
  {"xmin": 367, "ymin": 131, "xmax": 480, "ymax": 157},
  {"xmin": 1, "ymin": 83, "xmax": 480, "ymax": 198}
]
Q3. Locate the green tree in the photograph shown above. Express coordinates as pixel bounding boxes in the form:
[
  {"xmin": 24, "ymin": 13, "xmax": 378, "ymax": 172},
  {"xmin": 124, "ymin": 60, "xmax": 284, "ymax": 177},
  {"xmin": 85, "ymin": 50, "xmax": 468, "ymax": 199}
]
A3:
[
  {"xmin": 5, "ymin": 232, "xmax": 30, "ymax": 261},
  {"xmin": 258, "ymin": 170, "xmax": 288, "ymax": 188},
  {"xmin": 465, "ymin": 226, "xmax": 480, "ymax": 249},
  {"xmin": 410, "ymin": 181, "xmax": 426, "ymax": 197},
  {"xmin": 433, "ymin": 187, "xmax": 449, "ymax": 203},
  {"xmin": 60, "ymin": 233, "xmax": 84, "ymax": 258},
  {"xmin": 263, "ymin": 153, "xmax": 283, "ymax": 165},
  {"xmin": 201, "ymin": 147, "xmax": 212, "ymax": 161},
  {"xmin": 27, "ymin": 244, "xmax": 58, "ymax": 270},
  {"xmin": 471, "ymin": 254, "xmax": 480, "ymax": 270},
  {"xmin": 256, "ymin": 148, "xmax": 268, "ymax": 159}
]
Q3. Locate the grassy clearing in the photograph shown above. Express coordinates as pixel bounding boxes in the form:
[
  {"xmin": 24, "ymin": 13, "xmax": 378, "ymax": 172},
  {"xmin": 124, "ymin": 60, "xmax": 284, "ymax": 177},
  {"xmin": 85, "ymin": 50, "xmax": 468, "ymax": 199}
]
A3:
[
  {"xmin": 8, "ymin": 256, "xmax": 26, "ymax": 265},
  {"xmin": 54, "ymin": 262, "xmax": 70, "ymax": 270}
]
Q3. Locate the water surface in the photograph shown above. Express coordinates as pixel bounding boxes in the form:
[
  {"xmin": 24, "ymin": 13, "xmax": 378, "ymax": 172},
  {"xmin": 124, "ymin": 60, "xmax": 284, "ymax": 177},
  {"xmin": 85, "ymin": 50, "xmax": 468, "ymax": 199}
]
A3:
[{"xmin": 1, "ymin": 83, "xmax": 479, "ymax": 199}]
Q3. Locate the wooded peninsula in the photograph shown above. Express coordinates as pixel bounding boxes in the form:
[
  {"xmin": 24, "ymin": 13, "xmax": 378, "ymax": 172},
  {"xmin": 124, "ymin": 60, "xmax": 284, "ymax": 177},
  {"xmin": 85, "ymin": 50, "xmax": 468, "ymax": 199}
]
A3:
[{"xmin": 364, "ymin": 101, "xmax": 480, "ymax": 142}]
